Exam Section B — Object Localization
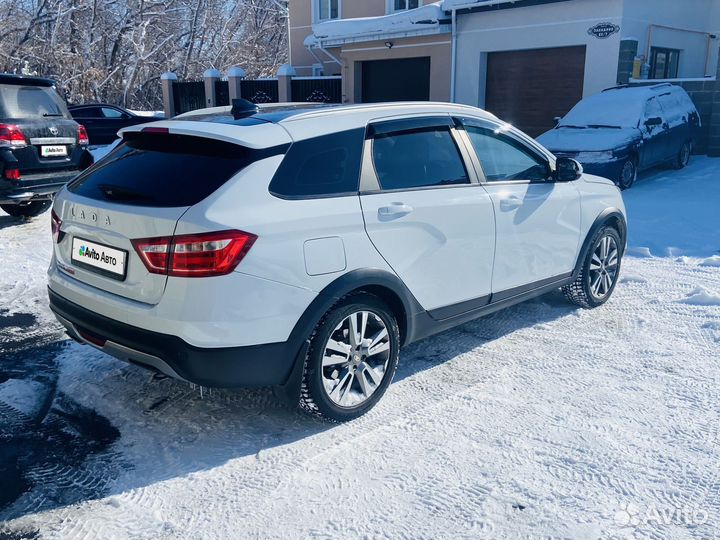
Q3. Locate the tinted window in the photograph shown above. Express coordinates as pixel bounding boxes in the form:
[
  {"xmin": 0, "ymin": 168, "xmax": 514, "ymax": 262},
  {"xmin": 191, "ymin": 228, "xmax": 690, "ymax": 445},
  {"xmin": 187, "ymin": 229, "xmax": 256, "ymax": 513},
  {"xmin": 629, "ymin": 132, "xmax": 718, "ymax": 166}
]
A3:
[
  {"xmin": 465, "ymin": 126, "xmax": 548, "ymax": 182},
  {"xmin": 269, "ymin": 128, "xmax": 364, "ymax": 198},
  {"xmin": 71, "ymin": 106, "xmax": 101, "ymax": 118},
  {"xmin": 0, "ymin": 84, "xmax": 70, "ymax": 119},
  {"xmin": 69, "ymin": 134, "xmax": 283, "ymax": 207},
  {"xmin": 372, "ymin": 127, "xmax": 468, "ymax": 190},
  {"xmin": 102, "ymin": 107, "xmax": 125, "ymax": 119}
]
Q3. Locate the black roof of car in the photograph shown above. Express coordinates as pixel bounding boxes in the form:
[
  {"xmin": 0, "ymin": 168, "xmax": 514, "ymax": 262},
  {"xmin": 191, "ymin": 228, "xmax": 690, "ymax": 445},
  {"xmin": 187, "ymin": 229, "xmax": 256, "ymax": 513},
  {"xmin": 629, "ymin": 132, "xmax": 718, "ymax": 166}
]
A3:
[
  {"xmin": 0, "ymin": 73, "xmax": 56, "ymax": 87},
  {"xmin": 68, "ymin": 103, "xmax": 127, "ymax": 110},
  {"xmin": 176, "ymin": 103, "xmax": 339, "ymax": 126}
]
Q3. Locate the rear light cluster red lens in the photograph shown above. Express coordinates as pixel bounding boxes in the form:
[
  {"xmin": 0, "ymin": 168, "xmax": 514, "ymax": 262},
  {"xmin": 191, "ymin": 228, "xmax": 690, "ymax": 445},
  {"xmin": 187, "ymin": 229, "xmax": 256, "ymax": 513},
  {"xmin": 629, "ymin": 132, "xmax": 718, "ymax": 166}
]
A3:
[
  {"xmin": 132, "ymin": 230, "xmax": 257, "ymax": 278},
  {"xmin": 77, "ymin": 125, "xmax": 89, "ymax": 145},
  {"xmin": 0, "ymin": 124, "xmax": 26, "ymax": 146},
  {"xmin": 51, "ymin": 209, "xmax": 63, "ymax": 243},
  {"xmin": 141, "ymin": 127, "xmax": 170, "ymax": 134},
  {"xmin": 3, "ymin": 168, "xmax": 20, "ymax": 181}
]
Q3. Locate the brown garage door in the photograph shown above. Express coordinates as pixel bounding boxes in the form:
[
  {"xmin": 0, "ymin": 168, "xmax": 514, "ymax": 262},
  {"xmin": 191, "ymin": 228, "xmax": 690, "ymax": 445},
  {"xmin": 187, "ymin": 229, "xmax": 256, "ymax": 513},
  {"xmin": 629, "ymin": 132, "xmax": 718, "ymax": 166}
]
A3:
[{"xmin": 485, "ymin": 46, "xmax": 586, "ymax": 137}]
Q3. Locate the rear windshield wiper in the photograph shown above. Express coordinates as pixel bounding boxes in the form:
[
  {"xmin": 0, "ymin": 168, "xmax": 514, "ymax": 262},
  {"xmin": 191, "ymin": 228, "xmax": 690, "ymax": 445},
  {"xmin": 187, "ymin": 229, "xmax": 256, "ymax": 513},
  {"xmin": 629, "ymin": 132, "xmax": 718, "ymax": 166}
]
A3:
[
  {"xmin": 97, "ymin": 184, "xmax": 152, "ymax": 202},
  {"xmin": 557, "ymin": 125, "xmax": 587, "ymax": 129},
  {"xmin": 42, "ymin": 113, "xmax": 64, "ymax": 117},
  {"xmin": 587, "ymin": 124, "xmax": 622, "ymax": 129}
]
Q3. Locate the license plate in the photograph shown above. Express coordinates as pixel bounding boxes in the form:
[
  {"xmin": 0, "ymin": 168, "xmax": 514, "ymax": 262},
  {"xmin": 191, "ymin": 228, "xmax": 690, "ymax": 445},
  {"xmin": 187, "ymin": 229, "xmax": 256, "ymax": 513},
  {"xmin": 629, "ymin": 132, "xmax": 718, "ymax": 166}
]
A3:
[
  {"xmin": 41, "ymin": 145, "xmax": 67, "ymax": 157},
  {"xmin": 71, "ymin": 237, "xmax": 127, "ymax": 280}
]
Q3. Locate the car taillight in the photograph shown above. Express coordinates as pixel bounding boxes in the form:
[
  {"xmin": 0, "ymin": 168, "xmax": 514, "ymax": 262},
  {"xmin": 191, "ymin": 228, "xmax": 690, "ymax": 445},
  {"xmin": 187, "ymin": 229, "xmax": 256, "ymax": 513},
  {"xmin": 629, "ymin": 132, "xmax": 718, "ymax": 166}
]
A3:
[
  {"xmin": 51, "ymin": 209, "xmax": 63, "ymax": 243},
  {"xmin": 132, "ymin": 230, "xmax": 256, "ymax": 278},
  {"xmin": 141, "ymin": 127, "xmax": 169, "ymax": 134},
  {"xmin": 3, "ymin": 167, "xmax": 20, "ymax": 181},
  {"xmin": 77, "ymin": 124, "xmax": 89, "ymax": 145},
  {"xmin": 0, "ymin": 124, "xmax": 26, "ymax": 146}
]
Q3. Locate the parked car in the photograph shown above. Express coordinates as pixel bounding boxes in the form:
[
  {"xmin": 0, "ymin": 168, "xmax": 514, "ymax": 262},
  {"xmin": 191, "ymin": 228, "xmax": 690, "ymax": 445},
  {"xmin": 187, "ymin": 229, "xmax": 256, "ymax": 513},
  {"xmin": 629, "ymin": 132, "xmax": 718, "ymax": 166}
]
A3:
[
  {"xmin": 48, "ymin": 100, "xmax": 627, "ymax": 421},
  {"xmin": 537, "ymin": 84, "xmax": 701, "ymax": 189},
  {"xmin": 0, "ymin": 74, "xmax": 92, "ymax": 218},
  {"xmin": 68, "ymin": 104, "xmax": 161, "ymax": 145}
]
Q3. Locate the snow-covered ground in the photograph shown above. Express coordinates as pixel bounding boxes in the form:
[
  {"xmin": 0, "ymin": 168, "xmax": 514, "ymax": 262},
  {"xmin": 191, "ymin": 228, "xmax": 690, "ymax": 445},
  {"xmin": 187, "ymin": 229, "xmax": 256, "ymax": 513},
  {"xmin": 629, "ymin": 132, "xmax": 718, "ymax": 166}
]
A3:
[{"xmin": 0, "ymin": 158, "xmax": 719, "ymax": 539}]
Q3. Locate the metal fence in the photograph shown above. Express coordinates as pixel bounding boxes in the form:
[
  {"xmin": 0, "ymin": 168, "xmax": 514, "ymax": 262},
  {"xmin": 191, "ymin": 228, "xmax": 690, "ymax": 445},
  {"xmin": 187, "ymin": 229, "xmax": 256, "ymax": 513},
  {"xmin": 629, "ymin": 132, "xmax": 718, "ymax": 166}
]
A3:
[
  {"xmin": 169, "ymin": 75, "xmax": 340, "ymax": 115},
  {"xmin": 172, "ymin": 81, "xmax": 205, "ymax": 115},
  {"xmin": 215, "ymin": 80, "xmax": 230, "ymax": 107},
  {"xmin": 240, "ymin": 79, "xmax": 279, "ymax": 103},
  {"xmin": 291, "ymin": 76, "xmax": 342, "ymax": 103}
]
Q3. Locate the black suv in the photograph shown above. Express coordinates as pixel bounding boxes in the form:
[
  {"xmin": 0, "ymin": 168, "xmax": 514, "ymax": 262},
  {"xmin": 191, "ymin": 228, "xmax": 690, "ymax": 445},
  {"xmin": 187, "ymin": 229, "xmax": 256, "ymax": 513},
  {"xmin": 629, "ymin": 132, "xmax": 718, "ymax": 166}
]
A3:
[{"xmin": 0, "ymin": 74, "xmax": 92, "ymax": 218}]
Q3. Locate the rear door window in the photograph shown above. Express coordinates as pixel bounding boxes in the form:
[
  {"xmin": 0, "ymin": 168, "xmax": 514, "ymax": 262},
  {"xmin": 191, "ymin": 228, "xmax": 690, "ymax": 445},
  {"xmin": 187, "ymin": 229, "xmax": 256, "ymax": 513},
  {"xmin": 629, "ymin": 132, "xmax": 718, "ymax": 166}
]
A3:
[
  {"xmin": 658, "ymin": 93, "xmax": 683, "ymax": 126},
  {"xmin": 73, "ymin": 106, "xmax": 102, "ymax": 118},
  {"xmin": 68, "ymin": 133, "xmax": 286, "ymax": 207},
  {"xmin": 0, "ymin": 84, "xmax": 70, "ymax": 119},
  {"xmin": 101, "ymin": 107, "xmax": 125, "ymax": 119},
  {"xmin": 372, "ymin": 126, "xmax": 468, "ymax": 190}
]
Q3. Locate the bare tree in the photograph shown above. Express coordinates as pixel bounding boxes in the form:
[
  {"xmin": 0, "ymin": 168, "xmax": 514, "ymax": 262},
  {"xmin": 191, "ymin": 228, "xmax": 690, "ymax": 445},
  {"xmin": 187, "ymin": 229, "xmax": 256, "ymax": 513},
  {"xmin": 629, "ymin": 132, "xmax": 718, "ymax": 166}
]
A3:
[{"xmin": 0, "ymin": 0, "xmax": 288, "ymax": 109}]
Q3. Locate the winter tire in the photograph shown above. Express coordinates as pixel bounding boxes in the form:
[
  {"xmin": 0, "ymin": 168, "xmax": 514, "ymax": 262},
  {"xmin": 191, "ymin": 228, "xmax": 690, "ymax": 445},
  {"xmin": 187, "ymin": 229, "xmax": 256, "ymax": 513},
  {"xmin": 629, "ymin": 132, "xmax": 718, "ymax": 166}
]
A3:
[
  {"xmin": 1, "ymin": 201, "xmax": 52, "ymax": 218},
  {"xmin": 563, "ymin": 226, "xmax": 622, "ymax": 309},
  {"xmin": 617, "ymin": 158, "xmax": 637, "ymax": 190},
  {"xmin": 299, "ymin": 292, "xmax": 400, "ymax": 422},
  {"xmin": 672, "ymin": 141, "xmax": 691, "ymax": 170}
]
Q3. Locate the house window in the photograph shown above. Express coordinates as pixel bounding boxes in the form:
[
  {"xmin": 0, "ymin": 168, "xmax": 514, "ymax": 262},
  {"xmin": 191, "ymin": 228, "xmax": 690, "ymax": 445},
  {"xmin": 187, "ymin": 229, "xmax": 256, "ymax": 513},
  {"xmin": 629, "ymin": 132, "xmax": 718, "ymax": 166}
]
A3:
[
  {"xmin": 317, "ymin": 0, "xmax": 339, "ymax": 21},
  {"xmin": 650, "ymin": 47, "xmax": 680, "ymax": 79},
  {"xmin": 391, "ymin": 0, "xmax": 420, "ymax": 11}
]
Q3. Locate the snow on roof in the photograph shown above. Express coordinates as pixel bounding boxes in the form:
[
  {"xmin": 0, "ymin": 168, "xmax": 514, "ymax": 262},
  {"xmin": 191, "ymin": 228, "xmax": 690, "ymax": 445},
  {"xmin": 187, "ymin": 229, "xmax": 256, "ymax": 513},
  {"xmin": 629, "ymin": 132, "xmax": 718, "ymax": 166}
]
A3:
[
  {"xmin": 442, "ymin": 0, "xmax": 517, "ymax": 9},
  {"xmin": 305, "ymin": 2, "xmax": 448, "ymax": 47},
  {"xmin": 557, "ymin": 85, "xmax": 677, "ymax": 129}
]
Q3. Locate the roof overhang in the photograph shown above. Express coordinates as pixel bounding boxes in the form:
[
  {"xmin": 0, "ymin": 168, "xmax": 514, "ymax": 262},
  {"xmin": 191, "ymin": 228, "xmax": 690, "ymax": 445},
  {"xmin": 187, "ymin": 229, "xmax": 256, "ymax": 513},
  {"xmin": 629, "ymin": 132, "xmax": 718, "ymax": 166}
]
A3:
[
  {"xmin": 446, "ymin": 0, "xmax": 572, "ymax": 15},
  {"xmin": 309, "ymin": 24, "xmax": 451, "ymax": 49}
]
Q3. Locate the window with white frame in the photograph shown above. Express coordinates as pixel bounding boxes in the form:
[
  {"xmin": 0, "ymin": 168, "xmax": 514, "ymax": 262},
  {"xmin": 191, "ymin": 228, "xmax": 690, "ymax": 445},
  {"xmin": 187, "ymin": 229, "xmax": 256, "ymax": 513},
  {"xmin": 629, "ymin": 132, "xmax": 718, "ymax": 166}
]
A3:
[
  {"xmin": 391, "ymin": 0, "xmax": 420, "ymax": 11},
  {"xmin": 317, "ymin": 0, "xmax": 340, "ymax": 21}
]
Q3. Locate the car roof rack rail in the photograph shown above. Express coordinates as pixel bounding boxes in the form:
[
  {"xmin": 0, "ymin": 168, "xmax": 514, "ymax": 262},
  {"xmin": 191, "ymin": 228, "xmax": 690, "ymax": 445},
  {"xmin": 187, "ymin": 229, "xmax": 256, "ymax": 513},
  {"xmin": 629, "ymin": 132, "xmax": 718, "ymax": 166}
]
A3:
[{"xmin": 602, "ymin": 82, "xmax": 674, "ymax": 93}]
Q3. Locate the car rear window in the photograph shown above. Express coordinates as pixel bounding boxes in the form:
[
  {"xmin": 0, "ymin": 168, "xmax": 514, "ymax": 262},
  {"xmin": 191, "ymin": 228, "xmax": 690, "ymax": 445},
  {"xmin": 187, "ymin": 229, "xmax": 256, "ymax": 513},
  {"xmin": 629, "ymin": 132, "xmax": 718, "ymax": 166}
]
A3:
[
  {"xmin": 68, "ymin": 133, "xmax": 286, "ymax": 207},
  {"xmin": 0, "ymin": 84, "xmax": 70, "ymax": 119}
]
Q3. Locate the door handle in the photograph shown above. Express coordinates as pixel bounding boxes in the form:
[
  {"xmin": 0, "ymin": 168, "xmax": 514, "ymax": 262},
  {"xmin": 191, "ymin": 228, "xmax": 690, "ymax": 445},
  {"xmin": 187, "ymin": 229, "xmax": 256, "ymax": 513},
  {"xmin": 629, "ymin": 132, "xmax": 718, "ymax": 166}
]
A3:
[
  {"xmin": 499, "ymin": 196, "xmax": 522, "ymax": 211},
  {"xmin": 378, "ymin": 203, "xmax": 413, "ymax": 218}
]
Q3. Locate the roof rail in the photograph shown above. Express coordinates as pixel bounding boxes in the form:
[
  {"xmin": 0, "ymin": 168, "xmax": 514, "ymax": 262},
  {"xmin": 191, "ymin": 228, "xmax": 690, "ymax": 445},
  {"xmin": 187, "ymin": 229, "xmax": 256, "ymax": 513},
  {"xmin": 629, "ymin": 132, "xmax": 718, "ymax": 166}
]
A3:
[
  {"xmin": 602, "ymin": 84, "xmax": 629, "ymax": 92},
  {"xmin": 649, "ymin": 82, "xmax": 673, "ymax": 89},
  {"xmin": 0, "ymin": 73, "xmax": 56, "ymax": 87},
  {"xmin": 602, "ymin": 82, "xmax": 675, "ymax": 93}
]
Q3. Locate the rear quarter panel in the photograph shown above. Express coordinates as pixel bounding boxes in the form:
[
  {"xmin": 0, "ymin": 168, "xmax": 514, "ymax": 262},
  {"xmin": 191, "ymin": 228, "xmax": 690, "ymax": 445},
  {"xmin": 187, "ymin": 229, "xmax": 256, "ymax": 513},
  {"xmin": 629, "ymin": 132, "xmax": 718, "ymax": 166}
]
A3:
[{"xmin": 176, "ymin": 155, "xmax": 395, "ymax": 293}]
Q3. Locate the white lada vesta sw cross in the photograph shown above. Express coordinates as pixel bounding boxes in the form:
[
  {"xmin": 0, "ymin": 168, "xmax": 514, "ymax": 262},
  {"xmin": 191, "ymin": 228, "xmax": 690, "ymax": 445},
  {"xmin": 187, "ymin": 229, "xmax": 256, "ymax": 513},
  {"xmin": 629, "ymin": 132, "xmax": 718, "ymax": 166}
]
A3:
[{"xmin": 48, "ymin": 101, "xmax": 627, "ymax": 421}]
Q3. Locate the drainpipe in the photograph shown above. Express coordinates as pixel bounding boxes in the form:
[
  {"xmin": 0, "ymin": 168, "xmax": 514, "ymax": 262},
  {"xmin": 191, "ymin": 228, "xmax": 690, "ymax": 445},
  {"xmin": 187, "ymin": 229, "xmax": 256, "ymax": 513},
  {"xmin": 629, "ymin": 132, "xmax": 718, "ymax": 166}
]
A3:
[{"xmin": 450, "ymin": 8, "xmax": 457, "ymax": 103}]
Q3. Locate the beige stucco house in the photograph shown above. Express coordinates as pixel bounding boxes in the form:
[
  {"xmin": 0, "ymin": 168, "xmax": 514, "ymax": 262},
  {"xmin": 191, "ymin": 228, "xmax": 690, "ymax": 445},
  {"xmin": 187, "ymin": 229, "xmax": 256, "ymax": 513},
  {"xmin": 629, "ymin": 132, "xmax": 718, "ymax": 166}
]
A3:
[{"xmin": 290, "ymin": 0, "xmax": 452, "ymax": 103}]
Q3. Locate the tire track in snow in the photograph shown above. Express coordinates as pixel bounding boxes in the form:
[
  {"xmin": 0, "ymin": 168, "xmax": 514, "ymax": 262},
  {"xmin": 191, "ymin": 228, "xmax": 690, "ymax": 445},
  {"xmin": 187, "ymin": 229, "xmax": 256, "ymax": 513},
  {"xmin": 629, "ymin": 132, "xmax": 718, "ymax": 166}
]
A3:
[{"xmin": 1, "ymin": 255, "xmax": 719, "ymax": 540}]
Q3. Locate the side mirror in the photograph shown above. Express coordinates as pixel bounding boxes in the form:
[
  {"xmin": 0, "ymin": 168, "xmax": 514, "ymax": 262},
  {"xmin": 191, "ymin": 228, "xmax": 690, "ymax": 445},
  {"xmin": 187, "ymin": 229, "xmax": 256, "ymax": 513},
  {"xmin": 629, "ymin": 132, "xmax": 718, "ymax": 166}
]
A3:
[
  {"xmin": 644, "ymin": 116, "xmax": 662, "ymax": 128},
  {"xmin": 554, "ymin": 157, "xmax": 583, "ymax": 182}
]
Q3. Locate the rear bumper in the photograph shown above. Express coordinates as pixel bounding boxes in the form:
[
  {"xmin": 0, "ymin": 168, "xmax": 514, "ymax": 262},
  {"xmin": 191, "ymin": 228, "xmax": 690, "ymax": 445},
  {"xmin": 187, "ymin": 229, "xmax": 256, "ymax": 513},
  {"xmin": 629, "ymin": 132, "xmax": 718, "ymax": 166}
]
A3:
[
  {"xmin": 48, "ymin": 287, "xmax": 298, "ymax": 388},
  {"xmin": 0, "ymin": 171, "xmax": 79, "ymax": 204}
]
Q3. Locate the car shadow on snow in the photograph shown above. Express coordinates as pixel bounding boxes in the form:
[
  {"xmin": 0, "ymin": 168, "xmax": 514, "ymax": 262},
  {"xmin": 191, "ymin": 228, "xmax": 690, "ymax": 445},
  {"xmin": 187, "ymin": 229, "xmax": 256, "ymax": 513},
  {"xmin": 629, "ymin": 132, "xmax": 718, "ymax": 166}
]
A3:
[
  {"xmin": 0, "ymin": 289, "xmax": 575, "ymax": 531},
  {"xmin": 0, "ymin": 213, "xmax": 47, "ymax": 232}
]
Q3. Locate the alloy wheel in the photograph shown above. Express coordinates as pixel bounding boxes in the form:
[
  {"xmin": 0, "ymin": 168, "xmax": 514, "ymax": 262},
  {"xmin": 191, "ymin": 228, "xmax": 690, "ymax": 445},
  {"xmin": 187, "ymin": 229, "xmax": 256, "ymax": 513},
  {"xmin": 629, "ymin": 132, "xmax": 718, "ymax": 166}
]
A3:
[
  {"xmin": 588, "ymin": 235, "xmax": 619, "ymax": 300},
  {"xmin": 320, "ymin": 310, "xmax": 391, "ymax": 408}
]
